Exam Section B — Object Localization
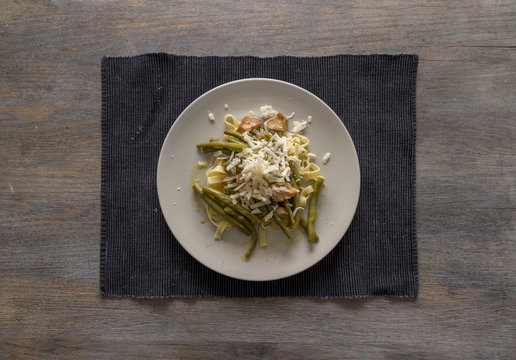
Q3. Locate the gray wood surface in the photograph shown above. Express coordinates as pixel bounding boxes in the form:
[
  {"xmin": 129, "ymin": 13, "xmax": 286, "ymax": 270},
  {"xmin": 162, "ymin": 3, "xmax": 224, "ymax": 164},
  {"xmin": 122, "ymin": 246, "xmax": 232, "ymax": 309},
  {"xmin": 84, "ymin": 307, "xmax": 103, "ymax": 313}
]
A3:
[{"xmin": 1, "ymin": 0, "xmax": 515, "ymax": 358}]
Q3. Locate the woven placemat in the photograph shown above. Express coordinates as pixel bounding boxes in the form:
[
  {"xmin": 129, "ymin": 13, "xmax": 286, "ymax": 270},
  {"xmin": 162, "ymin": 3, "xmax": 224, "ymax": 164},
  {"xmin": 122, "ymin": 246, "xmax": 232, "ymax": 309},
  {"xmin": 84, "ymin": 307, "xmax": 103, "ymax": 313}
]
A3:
[{"xmin": 100, "ymin": 54, "xmax": 418, "ymax": 298}]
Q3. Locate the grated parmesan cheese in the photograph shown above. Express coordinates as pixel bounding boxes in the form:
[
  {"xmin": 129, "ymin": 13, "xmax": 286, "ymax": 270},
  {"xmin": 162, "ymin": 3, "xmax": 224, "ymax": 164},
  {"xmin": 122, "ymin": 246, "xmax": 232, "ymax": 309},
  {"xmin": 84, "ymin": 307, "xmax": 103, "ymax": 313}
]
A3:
[
  {"xmin": 291, "ymin": 120, "xmax": 308, "ymax": 134},
  {"xmin": 226, "ymin": 157, "xmax": 240, "ymax": 171},
  {"xmin": 307, "ymin": 115, "xmax": 312, "ymax": 123},
  {"xmin": 322, "ymin": 152, "xmax": 331, "ymax": 164},
  {"xmin": 260, "ymin": 105, "xmax": 278, "ymax": 119},
  {"xmin": 208, "ymin": 112, "xmax": 215, "ymax": 121},
  {"xmin": 226, "ymin": 129, "xmax": 304, "ymax": 210}
]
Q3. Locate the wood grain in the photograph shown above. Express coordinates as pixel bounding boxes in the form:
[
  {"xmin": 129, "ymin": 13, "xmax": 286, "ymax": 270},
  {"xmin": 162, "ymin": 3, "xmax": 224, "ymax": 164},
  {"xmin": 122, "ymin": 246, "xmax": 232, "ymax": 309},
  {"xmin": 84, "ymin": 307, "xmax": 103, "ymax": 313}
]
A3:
[{"xmin": 1, "ymin": 0, "xmax": 515, "ymax": 358}]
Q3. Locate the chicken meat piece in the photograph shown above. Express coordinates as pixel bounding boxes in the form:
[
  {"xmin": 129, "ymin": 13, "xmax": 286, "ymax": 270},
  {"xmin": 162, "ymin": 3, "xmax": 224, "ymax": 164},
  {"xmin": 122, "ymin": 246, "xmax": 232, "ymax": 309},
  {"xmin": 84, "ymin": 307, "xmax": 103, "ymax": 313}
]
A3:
[
  {"xmin": 271, "ymin": 182, "xmax": 299, "ymax": 202},
  {"xmin": 237, "ymin": 115, "xmax": 262, "ymax": 133},
  {"xmin": 264, "ymin": 113, "xmax": 288, "ymax": 132}
]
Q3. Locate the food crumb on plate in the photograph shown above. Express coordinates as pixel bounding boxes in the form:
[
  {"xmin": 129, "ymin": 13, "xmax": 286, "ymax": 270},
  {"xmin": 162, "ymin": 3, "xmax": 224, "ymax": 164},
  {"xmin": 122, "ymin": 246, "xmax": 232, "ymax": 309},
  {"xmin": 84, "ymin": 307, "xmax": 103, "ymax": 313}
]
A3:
[
  {"xmin": 208, "ymin": 112, "xmax": 215, "ymax": 121},
  {"xmin": 307, "ymin": 115, "xmax": 312, "ymax": 123},
  {"xmin": 224, "ymin": 104, "xmax": 228, "ymax": 110},
  {"xmin": 200, "ymin": 217, "xmax": 206, "ymax": 224},
  {"xmin": 322, "ymin": 152, "xmax": 331, "ymax": 164},
  {"xmin": 177, "ymin": 187, "xmax": 181, "ymax": 191}
]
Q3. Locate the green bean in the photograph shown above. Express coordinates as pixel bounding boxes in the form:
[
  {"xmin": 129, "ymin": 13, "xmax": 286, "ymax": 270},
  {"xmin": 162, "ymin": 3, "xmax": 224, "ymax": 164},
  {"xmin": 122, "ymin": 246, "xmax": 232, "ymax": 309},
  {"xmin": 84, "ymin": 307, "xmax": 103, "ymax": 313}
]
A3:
[
  {"xmin": 257, "ymin": 226, "xmax": 268, "ymax": 248},
  {"xmin": 273, "ymin": 211, "xmax": 293, "ymax": 239},
  {"xmin": 223, "ymin": 207, "xmax": 256, "ymax": 237},
  {"xmin": 224, "ymin": 206, "xmax": 258, "ymax": 260},
  {"xmin": 202, "ymin": 186, "xmax": 261, "ymax": 224},
  {"xmin": 193, "ymin": 182, "xmax": 203, "ymax": 194},
  {"xmin": 226, "ymin": 136, "xmax": 246, "ymax": 145},
  {"xmin": 289, "ymin": 161, "xmax": 302, "ymax": 186},
  {"xmin": 307, "ymin": 176, "xmax": 324, "ymax": 243},
  {"xmin": 241, "ymin": 235, "xmax": 257, "ymax": 261},
  {"xmin": 223, "ymin": 129, "xmax": 245, "ymax": 142},
  {"xmin": 290, "ymin": 195, "xmax": 302, "ymax": 230},
  {"xmin": 300, "ymin": 215, "xmax": 319, "ymax": 242},
  {"xmin": 196, "ymin": 141, "xmax": 246, "ymax": 153},
  {"xmin": 192, "ymin": 183, "xmax": 250, "ymax": 236},
  {"xmin": 267, "ymin": 205, "xmax": 293, "ymax": 240},
  {"xmin": 199, "ymin": 147, "xmax": 218, "ymax": 153},
  {"xmin": 285, "ymin": 203, "xmax": 295, "ymax": 227},
  {"xmin": 288, "ymin": 161, "xmax": 302, "ymax": 230}
]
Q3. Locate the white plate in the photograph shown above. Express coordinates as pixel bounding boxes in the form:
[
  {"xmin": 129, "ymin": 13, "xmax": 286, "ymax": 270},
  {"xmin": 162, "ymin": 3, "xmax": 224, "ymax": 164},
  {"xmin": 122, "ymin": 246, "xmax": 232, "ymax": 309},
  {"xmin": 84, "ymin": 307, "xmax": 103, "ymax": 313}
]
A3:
[{"xmin": 157, "ymin": 78, "xmax": 360, "ymax": 281}]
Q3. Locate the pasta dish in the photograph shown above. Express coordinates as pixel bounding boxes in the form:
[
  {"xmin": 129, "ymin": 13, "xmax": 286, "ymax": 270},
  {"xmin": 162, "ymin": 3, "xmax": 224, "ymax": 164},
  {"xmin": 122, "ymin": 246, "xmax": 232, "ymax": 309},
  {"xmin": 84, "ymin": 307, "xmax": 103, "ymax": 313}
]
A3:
[{"xmin": 193, "ymin": 105, "xmax": 325, "ymax": 260}]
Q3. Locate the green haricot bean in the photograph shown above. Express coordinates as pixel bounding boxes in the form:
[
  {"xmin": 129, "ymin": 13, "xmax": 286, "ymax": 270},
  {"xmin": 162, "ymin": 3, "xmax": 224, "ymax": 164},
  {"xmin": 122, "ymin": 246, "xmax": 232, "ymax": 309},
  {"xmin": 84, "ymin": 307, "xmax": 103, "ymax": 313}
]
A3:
[
  {"xmin": 226, "ymin": 136, "xmax": 246, "ymax": 145},
  {"xmin": 290, "ymin": 193, "xmax": 302, "ymax": 230},
  {"xmin": 241, "ymin": 235, "xmax": 257, "ymax": 261},
  {"xmin": 307, "ymin": 176, "xmax": 324, "ymax": 243},
  {"xmin": 288, "ymin": 161, "xmax": 302, "ymax": 230},
  {"xmin": 193, "ymin": 183, "xmax": 250, "ymax": 236},
  {"xmin": 300, "ymin": 215, "xmax": 319, "ymax": 242},
  {"xmin": 223, "ymin": 129, "xmax": 245, "ymax": 142},
  {"xmin": 289, "ymin": 161, "xmax": 302, "ymax": 186},
  {"xmin": 285, "ymin": 203, "xmax": 295, "ymax": 227},
  {"xmin": 267, "ymin": 205, "xmax": 293, "ymax": 240},
  {"xmin": 202, "ymin": 186, "xmax": 261, "ymax": 224},
  {"xmin": 223, "ymin": 206, "xmax": 258, "ymax": 260},
  {"xmin": 223, "ymin": 207, "xmax": 256, "ymax": 237},
  {"xmin": 273, "ymin": 211, "xmax": 293, "ymax": 239},
  {"xmin": 196, "ymin": 141, "xmax": 246, "ymax": 153}
]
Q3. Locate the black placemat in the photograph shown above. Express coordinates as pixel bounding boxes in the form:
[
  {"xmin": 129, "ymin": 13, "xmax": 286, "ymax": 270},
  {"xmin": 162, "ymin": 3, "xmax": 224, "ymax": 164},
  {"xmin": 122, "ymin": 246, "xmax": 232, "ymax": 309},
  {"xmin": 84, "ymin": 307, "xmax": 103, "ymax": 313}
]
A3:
[{"xmin": 100, "ymin": 54, "xmax": 418, "ymax": 298}]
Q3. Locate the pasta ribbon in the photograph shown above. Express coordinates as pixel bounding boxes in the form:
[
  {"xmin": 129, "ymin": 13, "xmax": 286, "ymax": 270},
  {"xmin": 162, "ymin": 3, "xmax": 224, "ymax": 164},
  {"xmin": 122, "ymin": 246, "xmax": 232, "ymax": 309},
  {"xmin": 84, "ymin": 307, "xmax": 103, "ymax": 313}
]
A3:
[
  {"xmin": 293, "ymin": 134, "xmax": 309, "ymax": 148},
  {"xmin": 206, "ymin": 159, "xmax": 227, "ymax": 190},
  {"xmin": 214, "ymin": 220, "xmax": 229, "ymax": 239},
  {"xmin": 224, "ymin": 114, "xmax": 240, "ymax": 131},
  {"xmin": 297, "ymin": 147, "xmax": 308, "ymax": 159},
  {"xmin": 205, "ymin": 204, "xmax": 230, "ymax": 239},
  {"xmin": 300, "ymin": 163, "xmax": 320, "ymax": 180},
  {"xmin": 299, "ymin": 185, "xmax": 314, "ymax": 207}
]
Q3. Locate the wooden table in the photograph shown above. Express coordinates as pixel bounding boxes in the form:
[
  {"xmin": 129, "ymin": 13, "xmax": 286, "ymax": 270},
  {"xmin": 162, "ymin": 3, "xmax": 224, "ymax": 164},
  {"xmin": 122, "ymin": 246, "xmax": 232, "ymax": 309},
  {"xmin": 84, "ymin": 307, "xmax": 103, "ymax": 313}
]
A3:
[{"xmin": 1, "ymin": 1, "xmax": 515, "ymax": 358}]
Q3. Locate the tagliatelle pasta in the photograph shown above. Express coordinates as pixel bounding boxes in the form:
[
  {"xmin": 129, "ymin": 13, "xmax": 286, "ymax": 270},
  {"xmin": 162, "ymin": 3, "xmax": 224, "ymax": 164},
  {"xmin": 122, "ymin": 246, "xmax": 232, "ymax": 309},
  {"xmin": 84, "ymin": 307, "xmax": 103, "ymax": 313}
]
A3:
[
  {"xmin": 223, "ymin": 114, "xmax": 239, "ymax": 131},
  {"xmin": 205, "ymin": 159, "xmax": 227, "ymax": 190},
  {"xmin": 300, "ymin": 163, "xmax": 321, "ymax": 180},
  {"xmin": 193, "ymin": 106, "xmax": 325, "ymax": 260}
]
